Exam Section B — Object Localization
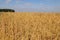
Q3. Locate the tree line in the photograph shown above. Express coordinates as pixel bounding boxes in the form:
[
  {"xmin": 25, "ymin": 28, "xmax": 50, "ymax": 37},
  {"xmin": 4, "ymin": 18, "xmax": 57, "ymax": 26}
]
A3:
[{"xmin": 0, "ymin": 9, "xmax": 15, "ymax": 12}]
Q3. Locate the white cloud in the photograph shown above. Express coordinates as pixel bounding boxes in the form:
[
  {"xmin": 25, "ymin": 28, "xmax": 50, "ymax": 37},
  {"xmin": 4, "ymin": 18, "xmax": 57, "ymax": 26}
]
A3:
[
  {"xmin": 23, "ymin": 3, "xmax": 33, "ymax": 6},
  {"xmin": 5, "ymin": 0, "xmax": 12, "ymax": 3},
  {"xmin": 5, "ymin": 0, "xmax": 22, "ymax": 3},
  {"xmin": 13, "ymin": 2, "xmax": 33, "ymax": 8}
]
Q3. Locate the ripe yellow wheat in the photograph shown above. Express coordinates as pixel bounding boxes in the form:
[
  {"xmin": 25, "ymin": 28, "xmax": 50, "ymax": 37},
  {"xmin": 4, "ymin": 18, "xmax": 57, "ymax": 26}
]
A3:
[{"xmin": 0, "ymin": 12, "xmax": 60, "ymax": 40}]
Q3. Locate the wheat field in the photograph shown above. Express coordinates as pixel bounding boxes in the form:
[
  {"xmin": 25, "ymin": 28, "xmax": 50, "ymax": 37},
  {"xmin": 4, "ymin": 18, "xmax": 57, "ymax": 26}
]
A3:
[{"xmin": 0, "ymin": 12, "xmax": 60, "ymax": 40}]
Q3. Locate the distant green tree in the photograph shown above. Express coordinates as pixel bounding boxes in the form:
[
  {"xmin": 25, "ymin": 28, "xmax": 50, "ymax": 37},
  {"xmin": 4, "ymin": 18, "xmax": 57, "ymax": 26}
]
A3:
[{"xmin": 0, "ymin": 9, "xmax": 15, "ymax": 12}]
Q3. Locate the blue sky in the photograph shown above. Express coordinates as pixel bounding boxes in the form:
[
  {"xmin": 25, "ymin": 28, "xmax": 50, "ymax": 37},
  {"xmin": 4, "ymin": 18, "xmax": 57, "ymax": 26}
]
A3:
[{"xmin": 0, "ymin": 0, "xmax": 60, "ymax": 12}]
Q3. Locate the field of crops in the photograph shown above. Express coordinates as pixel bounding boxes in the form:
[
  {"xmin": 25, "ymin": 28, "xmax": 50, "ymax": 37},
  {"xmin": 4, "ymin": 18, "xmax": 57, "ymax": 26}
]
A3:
[{"xmin": 0, "ymin": 12, "xmax": 60, "ymax": 40}]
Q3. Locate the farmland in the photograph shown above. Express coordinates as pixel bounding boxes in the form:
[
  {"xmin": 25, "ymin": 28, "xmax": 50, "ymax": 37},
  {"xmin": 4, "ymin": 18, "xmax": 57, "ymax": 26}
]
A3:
[{"xmin": 0, "ymin": 12, "xmax": 60, "ymax": 40}]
